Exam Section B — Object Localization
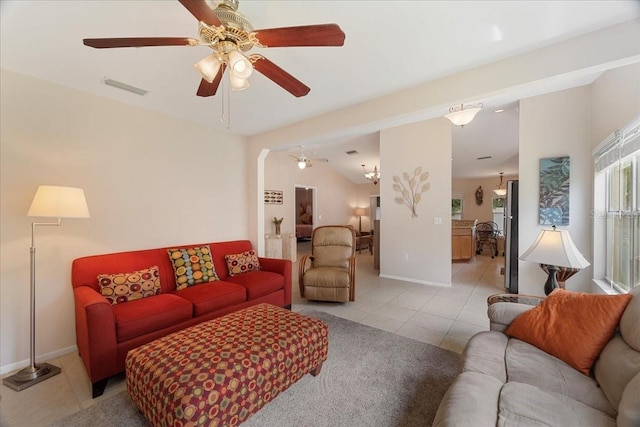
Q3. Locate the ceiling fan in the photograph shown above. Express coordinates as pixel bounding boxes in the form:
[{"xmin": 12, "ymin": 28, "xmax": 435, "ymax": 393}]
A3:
[
  {"xmin": 83, "ymin": 0, "xmax": 346, "ymax": 98},
  {"xmin": 290, "ymin": 146, "xmax": 328, "ymax": 169}
]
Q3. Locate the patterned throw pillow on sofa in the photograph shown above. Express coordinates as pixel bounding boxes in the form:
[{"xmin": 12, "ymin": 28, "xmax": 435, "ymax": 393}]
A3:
[
  {"xmin": 225, "ymin": 250, "xmax": 261, "ymax": 276},
  {"xmin": 167, "ymin": 245, "xmax": 219, "ymax": 290},
  {"xmin": 98, "ymin": 265, "xmax": 161, "ymax": 305}
]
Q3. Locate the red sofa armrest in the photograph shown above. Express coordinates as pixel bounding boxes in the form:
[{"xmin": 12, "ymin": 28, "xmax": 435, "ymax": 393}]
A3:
[
  {"xmin": 259, "ymin": 257, "xmax": 292, "ymax": 307},
  {"xmin": 73, "ymin": 286, "xmax": 118, "ymax": 383}
]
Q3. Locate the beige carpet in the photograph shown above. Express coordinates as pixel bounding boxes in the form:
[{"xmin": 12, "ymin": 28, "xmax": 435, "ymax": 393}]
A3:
[{"xmin": 53, "ymin": 311, "xmax": 460, "ymax": 427}]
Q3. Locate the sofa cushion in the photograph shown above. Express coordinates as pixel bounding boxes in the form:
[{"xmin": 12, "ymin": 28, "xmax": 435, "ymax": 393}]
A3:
[
  {"xmin": 432, "ymin": 371, "xmax": 502, "ymax": 427},
  {"xmin": 498, "ymin": 381, "xmax": 616, "ymax": 427},
  {"xmin": 618, "ymin": 371, "xmax": 640, "ymax": 427},
  {"xmin": 224, "ymin": 249, "xmax": 261, "ymax": 276},
  {"xmin": 506, "ymin": 338, "xmax": 616, "ymax": 417},
  {"xmin": 111, "ymin": 294, "xmax": 192, "ymax": 342},
  {"xmin": 98, "ymin": 265, "xmax": 160, "ymax": 305},
  {"xmin": 460, "ymin": 331, "xmax": 508, "ymax": 382},
  {"xmin": 173, "ymin": 281, "xmax": 246, "ymax": 317},
  {"xmin": 167, "ymin": 246, "xmax": 219, "ymax": 290},
  {"xmin": 593, "ymin": 334, "xmax": 640, "ymax": 410},
  {"xmin": 620, "ymin": 286, "xmax": 640, "ymax": 351},
  {"xmin": 505, "ymin": 289, "xmax": 632, "ymax": 375},
  {"xmin": 224, "ymin": 271, "xmax": 284, "ymax": 300}
]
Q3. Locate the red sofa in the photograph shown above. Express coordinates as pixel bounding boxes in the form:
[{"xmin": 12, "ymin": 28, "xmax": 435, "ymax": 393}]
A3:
[{"xmin": 71, "ymin": 240, "xmax": 292, "ymax": 397}]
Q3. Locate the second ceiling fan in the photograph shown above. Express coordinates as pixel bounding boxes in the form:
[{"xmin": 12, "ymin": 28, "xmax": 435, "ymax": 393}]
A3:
[{"xmin": 83, "ymin": 0, "xmax": 346, "ymax": 98}]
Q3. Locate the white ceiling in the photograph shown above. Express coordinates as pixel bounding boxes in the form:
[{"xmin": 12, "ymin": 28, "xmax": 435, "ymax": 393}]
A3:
[{"xmin": 2, "ymin": 1, "xmax": 639, "ymax": 181}]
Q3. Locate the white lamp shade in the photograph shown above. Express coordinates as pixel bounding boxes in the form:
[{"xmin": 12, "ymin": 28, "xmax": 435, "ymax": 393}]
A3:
[
  {"xmin": 194, "ymin": 54, "xmax": 221, "ymax": 83},
  {"xmin": 355, "ymin": 207, "xmax": 366, "ymax": 217},
  {"xmin": 228, "ymin": 50, "xmax": 253, "ymax": 79},
  {"xmin": 230, "ymin": 74, "xmax": 250, "ymax": 91},
  {"xmin": 445, "ymin": 107, "xmax": 481, "ymax": 127},
  {"xmin": 520, "ymin": 228, "xmax": 590, "ymax": 269},
  {"xmin": 28, "ymin": 185, "xmax": 90, "ymax": 218}
]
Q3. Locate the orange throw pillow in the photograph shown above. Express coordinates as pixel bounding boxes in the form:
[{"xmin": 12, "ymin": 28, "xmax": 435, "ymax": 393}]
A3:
[{"xmin": 506, "ymin": 289, "xmax": 632, "ymax": 375}]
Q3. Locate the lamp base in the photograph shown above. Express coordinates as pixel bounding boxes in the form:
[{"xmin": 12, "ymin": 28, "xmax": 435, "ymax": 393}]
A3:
[
  {"xmin": 2, "ymin": 363, "xmax": 61, "ymax": 391},
  {"xmin": 541, "ymin": 264, "xmax": 560, "ymax": 296}
]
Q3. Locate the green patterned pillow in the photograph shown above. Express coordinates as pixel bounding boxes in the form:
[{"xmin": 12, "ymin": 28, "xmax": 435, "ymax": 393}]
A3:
[
  {"xmin": 98, "ymin": 265, "xmax": 161, "ymax": 305},
  {"xmin": 225, "ymin": 250, "xmax": 261, "ymax": 276},
  {"xmin": 167, "ymin": 246, "xmax": 219, "ymax": 290}
]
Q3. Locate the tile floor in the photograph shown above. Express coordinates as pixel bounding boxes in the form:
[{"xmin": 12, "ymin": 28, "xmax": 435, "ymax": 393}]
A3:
[{"xmin": 0, "ymin": 245, "xmax": 506, "ymax": 426}]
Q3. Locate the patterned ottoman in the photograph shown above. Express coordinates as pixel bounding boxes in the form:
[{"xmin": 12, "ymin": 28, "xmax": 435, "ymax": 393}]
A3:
[{"xmin": 126, "ymin": 303, "xmax": 328, "ymax": 426}]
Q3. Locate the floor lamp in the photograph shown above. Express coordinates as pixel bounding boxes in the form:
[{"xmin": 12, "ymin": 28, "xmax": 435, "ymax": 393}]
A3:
[
  {"xmin": 3, "ymin": 185, "xmax": 90, "ymax": 391},
  {"xmin": 519, "ymin": 225, "xmax": 590, "ymax": 296}
]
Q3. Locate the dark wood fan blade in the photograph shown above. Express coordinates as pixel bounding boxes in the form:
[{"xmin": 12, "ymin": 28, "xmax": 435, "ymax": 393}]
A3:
[
  {"xmin": 253, "ymin": 56, "xmax": 310, "ymax": 97},
  {"xmin": 196, "ymin": 64, "xmax": 226, "ymax": 97},
  {"xmin": 83, "ymin": 38, "xmax": 196, "ymax": 48},
  {"xmin": 254, "ymin": 24, "xmax": 345, "ymax": 47},
  {"xmin": 178, "ymin": 0, "xmax": 222, "ymax": 26}
]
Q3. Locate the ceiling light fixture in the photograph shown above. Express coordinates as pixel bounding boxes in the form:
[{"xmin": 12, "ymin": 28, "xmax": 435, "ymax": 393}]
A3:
[
  {"xmin": 362, "ymin": 164, "xmax": 380, "ymax": 185},
  {"xmin": 445, "ymin": 103, "xmax": 483, "ymax": 127},
  {"xmin": 194, "ymin": 47, "xmax": 254, "ymax": 92},
  {"xmin": 298, "ymin": 160, "xmax": 307, "ymax": 170},
  {"xmin": 493, "ymin": 172, "xmax": 507, "ymax": 197}
]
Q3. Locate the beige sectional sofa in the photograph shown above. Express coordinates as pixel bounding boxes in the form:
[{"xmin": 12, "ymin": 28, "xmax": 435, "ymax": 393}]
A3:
[{"xmin": 433, "ymin": 286, "xmax": 640, "ymax": 426}]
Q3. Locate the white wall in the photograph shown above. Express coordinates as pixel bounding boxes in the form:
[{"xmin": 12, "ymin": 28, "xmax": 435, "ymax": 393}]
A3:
[
  {"xmin": 519, "ymin": 86, "xmax": 592, "ymax": 296},
  {"xmin": 591, "ymin": 63, "xmax": 640, "ymax": 147},
  {"xmin": 263, "ymin": 151, "xmax": 374, "ymax": 235},
  {"xmin": 380, "ymin": 119, "xmax": 452, "ymax": 286},
  {"xmin": 0, "ymin": 70, "xmax": 248, "ymax": 372}
]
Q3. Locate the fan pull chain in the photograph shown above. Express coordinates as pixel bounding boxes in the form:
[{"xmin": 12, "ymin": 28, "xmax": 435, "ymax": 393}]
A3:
[{"xmin": 219, "ymin": 76, "xmax": 231, "ymax": 131}]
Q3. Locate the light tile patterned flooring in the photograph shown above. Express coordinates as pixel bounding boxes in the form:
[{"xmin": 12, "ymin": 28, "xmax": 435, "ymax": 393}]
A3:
[{"xmin": 0, "ymin": 245, "xmax": 505, "ymax": 426}]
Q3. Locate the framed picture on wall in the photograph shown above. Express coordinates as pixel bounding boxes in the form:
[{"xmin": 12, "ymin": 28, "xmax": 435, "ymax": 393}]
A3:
[
  {"xmin": 264, "ymin": 190, "xmax": 283, "ymax": 204},
  {"xmin": 539, "ymin": 156, "xmax": 570, "ymax": 225}
]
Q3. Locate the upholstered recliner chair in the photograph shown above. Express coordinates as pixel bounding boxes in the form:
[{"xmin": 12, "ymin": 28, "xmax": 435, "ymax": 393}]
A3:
[{"xmin": 299, "ymin": 225, "xmax": 356, "ymax": 302}]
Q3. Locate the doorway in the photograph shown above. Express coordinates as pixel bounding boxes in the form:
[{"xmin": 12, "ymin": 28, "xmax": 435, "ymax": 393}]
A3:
[{"xmin": 294, "ymin": 186, "xmax": 316, "ymax": 241}]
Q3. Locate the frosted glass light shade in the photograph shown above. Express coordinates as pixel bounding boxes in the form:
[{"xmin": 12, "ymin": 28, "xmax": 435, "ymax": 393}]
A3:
[
  {"xmin": 520, "ymin": 228, "xmax": 590, "ymax": 269},
  {"xmin": 493, "ymin": 188, "xmax": 507, "ymax": 196},
  {"xmin": 194, "ymin": 54, "xmax": 221, "ymax": 83},
  {"xmin": 230, "ymin": 75, "xmax": 250, "ymax": 91},
  {"xmin": 297, "ymin": 161, "xmax": 307, "ymax": 169},
  {"xmin": 228, "ymin": 51, "xmax": 253, "ymax": 79},
  {"xmin": 445, "ymin": 105, "xmax": 482, "ymax": 127},
  {"xmin": 28, "ymin": 185, "xmax": 90, "ymax": 218}
]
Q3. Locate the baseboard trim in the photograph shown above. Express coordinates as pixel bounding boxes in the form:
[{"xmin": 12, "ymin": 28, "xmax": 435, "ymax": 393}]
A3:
[
  {"xmin": 378, "ymin": 274, "xmax": 450, "ymax": 288},
  {"xmin": 1, "ymin": 345, "xmax": 77, "ymax": 375}
]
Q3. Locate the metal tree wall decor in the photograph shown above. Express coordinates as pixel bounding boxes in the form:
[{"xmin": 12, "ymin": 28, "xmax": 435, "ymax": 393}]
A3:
[{"xmin": 392, "ymin": 167, "xmax": 430, "ymax": 218}]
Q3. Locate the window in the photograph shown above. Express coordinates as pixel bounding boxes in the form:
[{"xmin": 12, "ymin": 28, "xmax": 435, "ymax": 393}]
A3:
[
  {"xmin": 452, "ymin": 193, "xmax": 464, "ymax": 220},
  {"xmin": 492, "ymin": 197, "xmax": 505, "ymax": 233},
  {"xmin": 593, "ymin": 115, "xmax": 640, "ymax": 293}
]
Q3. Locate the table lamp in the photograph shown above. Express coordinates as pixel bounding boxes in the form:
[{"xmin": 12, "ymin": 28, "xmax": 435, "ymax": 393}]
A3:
[
  {"xmin": 354, "ymin": 207, "xmax": 366, "ymax": 233},
  {"xmin": 519, "ymin": 225, "xmax": 590, "ymax": 295},
  {"xmin": 3, "ymin": 185, "xmax": 90, "ymax": 391}
]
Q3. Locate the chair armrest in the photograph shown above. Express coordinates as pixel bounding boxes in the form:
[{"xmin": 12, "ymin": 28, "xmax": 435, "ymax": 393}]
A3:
[
  {"xmin": 488, "ymin": 302, "xmax": 534, "ymax": 332},
  {"xmin": 298, "ymin": 255, "xmax": 314, "ymax": 297}
]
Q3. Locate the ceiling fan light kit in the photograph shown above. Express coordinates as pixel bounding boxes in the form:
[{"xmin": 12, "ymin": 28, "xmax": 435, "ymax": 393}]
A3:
[
  {"xmin": 445, "ymin": 103, "xmax": 483, "ymax": 127},
  {"xmin": 362, "ymin": 164, "xmax": 380, "ymax": 185},
  {"xmin": 83, "ymin": 0, "xmax": 345, "ymax": 98}
]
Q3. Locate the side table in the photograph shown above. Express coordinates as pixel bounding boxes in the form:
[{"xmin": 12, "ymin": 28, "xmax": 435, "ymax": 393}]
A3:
[{"xmin": 265, "ymin": 233, "xmax": 297, "ymax": 262}]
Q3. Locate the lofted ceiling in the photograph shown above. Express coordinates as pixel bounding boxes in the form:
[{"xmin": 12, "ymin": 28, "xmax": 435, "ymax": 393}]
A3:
[{"xmin": 1, "ymin": 1, "xmax": 639, "ymax": 181}]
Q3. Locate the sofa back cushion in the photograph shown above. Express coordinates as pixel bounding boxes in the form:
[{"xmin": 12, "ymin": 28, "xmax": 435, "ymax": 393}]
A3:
[
  {"xmin": 505, "ymin": 289, "xmax": 632, "ymax": 375},
  {"xmin": 594, "ymin": 286, "xmax": 640, "ymax": 410},
  {"xmin": 72, "ymin": 240, "xmax": 255, "ymax": 293}
]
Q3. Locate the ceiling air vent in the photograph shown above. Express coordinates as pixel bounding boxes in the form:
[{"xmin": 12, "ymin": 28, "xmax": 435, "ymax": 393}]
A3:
[
  {"xmin": 477, "ymin": 156, "xmax": 492, "ymax": 160},
  {"xmin": 345, "ymin": 150, "xmax": 359, "ymax": 155},
  {"xmin": 104, "ymin": 78, "xmax": 148, "ymax": 96}
]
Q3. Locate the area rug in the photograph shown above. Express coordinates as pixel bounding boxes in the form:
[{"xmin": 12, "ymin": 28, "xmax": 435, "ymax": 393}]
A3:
[{"xmin": 52, "ymin": 311, "xmax": 460, "ymax": 427}]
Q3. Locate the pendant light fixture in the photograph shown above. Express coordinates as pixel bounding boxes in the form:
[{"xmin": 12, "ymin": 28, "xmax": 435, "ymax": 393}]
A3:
[{"xmin": 493, "ymin": 172, "xmax": 507, "ymax": 197}]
